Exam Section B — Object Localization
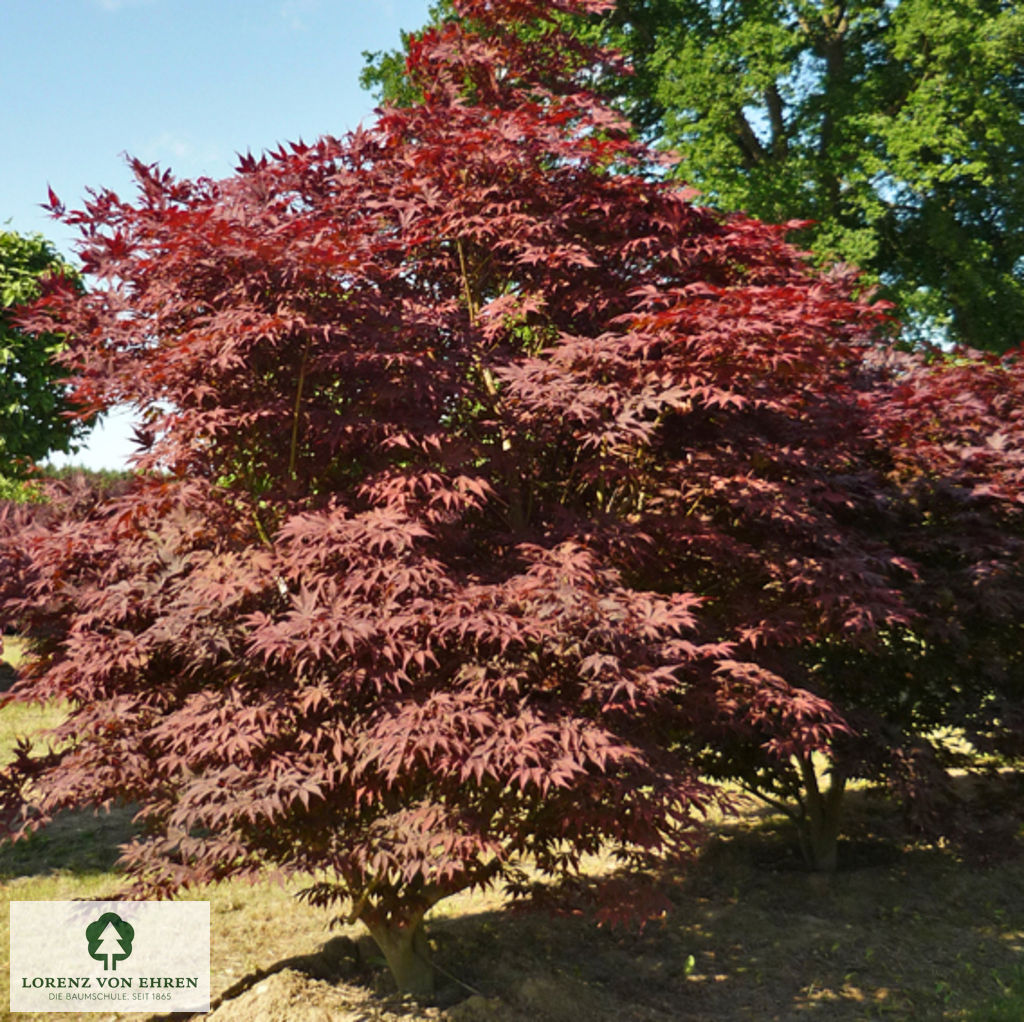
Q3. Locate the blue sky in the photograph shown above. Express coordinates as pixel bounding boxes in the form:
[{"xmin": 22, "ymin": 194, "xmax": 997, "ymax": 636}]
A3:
[{"xmin": 2, "ymin": 0, "xmax": 431, "ymax": 469}]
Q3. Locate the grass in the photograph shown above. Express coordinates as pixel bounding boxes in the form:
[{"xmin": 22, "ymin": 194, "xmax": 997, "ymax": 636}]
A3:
[
  {"xmin": 0, "ymin": 638, "xmax": 68, "ymax": 770},
  {"xmin": 0, "ymin": 635, "xmax": 66, "ymax": 770},
  {"xmin": 0, "ymin": 698, "xmax": 66, "ymax": 769},
  {"xmin": 4, "ymin": 802, "xmax": 1020, "ymax": 1021},
  {"xmin": 0, "ymin": 657, "xmax": 1021, "ymax": 1020},
  {"xmin": 966, "ymin": 966, "xmax": 1024, "ymax": 1021},
  {"xmin": 0, "ymin": 635, "xmax": 26, "ymax": 694},
  {"xmin": 0, "ymin": 636, "xmax": 27, "ymax": 669}
]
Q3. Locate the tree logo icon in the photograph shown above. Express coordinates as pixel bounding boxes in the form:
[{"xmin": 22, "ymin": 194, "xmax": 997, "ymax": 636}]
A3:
[{"xmin": 85, "ymin": 912, "xmax": 135, "ymax": 971}]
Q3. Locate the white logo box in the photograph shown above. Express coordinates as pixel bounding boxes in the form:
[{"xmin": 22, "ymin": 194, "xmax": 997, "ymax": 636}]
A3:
[{"xmin": 10, "ymin": 901, "xmax": 210, "ymax": 1013}]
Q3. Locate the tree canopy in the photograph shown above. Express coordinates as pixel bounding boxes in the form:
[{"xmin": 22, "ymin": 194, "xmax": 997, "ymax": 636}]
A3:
[
  {"xmin": 364, "ymin": 0, "xmax": 1024, "ymax": 352},
  {"xmin": 2, "ymin": 0, "xmax": 1022, "ymax": 997},
  {"xmin": 0, "ymin": 231, "xmax": 89, "ymax": 475},
  {"xmin": 0, "ymin": 0, "xmax": 888, "ymax": 990}
]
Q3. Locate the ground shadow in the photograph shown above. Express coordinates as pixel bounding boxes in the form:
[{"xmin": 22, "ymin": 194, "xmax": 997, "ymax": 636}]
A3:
[
  {"xmin": 147, "ymin": 787, "xmax": 1024, "ymax": 1021},
  {"xmin": 412, "ymin": 799, "xmax": 1024, "ymax": 1021},
  {"xmin": 5, "ymin": 781, "xmax": 1022, "ymax": 1021},
  {"xmin": 0, "ymin": 661, "xmax": 17, "ymax": 692},
  {"xmin": 0, "ymin": 804, "xmax": 137, "ymax": 876}
]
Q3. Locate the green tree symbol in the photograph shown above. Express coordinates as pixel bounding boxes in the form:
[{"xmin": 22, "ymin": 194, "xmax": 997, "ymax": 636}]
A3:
[{"xmin": 85, "ymin": 913, "xmax": 134, "ymax": 971}]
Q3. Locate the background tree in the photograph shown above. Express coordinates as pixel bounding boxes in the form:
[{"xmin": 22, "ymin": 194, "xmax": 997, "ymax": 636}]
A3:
[
  {"xmin": 365, "ymin": 0, "xmax": 1024, "ymax": 352},
  {"xmin": 0, "ymin": 231, "xmax": 89, "ymax": 475}
]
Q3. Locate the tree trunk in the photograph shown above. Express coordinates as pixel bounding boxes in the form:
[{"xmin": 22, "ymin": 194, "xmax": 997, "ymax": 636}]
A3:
[
  {"xmin": 361, "ymin": 914, "xmax": 435, "ymax": 996},
  {"xmin": 797, "ymin": 755, "xmax": 847, "ymax": 872}
]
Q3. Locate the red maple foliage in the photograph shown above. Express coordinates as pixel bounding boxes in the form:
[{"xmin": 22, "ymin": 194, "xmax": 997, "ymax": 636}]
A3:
[
  {"xmin": 861, "ymin": 348, "xmax": 1024, "ymax": 840},
  {"xmin": 0, "ymin": 0, "xmax": 970, "ymax": 990},
  {"xmin": 660, "ymin": 337, "xmax": 1024, "ymax": 867}
]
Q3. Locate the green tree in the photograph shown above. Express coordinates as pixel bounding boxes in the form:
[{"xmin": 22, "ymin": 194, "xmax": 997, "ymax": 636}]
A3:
[
  {"xmin": 365, "ymin": 0, "xmax": 1024, "ymax": 351},
  {"xmin": 359, "ymin": 2, "xmax": 454, "ymax": 107},
  {"xmin": 0, "ymin": 231, "xmax": 89, "ymax": 475}
]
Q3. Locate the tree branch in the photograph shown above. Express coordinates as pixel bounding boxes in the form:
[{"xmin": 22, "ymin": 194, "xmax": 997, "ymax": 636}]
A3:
[
  {"xmin": 734, "ymin": 110, "xmax": 767, "ymax": 167},
  {"xmin": 765, "ymin": 82, "xmax": 789, "ymax": 159},
  {"xmin": 288, "ymin": 339, "xmax": 312, "ymax": 481}
]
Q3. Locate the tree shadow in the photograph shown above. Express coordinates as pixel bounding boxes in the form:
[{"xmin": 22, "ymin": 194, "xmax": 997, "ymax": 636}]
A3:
[
  {"xmin": 0, "ymin": 660, "xmax": 18, "ymax": 692},
  {"xmin": 413, "ymin": 803, "xmax": 1024, "ymax": 1021},
  {"xmin": 0, "ymin": 804, "xmax": 137, "ymax": 877},
  {"xmin": 151, "ymin": 787, "xmax": 1024, "ymax": 1021},
  {"xmin": 4, "ymin": 782, "xmax": 1021, "ymax": 1021}
]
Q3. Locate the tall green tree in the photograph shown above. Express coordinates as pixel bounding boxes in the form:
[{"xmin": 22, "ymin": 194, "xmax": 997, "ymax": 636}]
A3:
[
  {"xmin": 365, "ymin": 0, "xmax": 1024, "ymax": 351},
  {"xmin": 0, "ymin": 231, "xmax": 88, "ymax": 474}
]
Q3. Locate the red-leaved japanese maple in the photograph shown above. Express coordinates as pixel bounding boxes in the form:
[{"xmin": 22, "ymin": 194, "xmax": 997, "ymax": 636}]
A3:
[
  {"xmin": 856, "ymin": 348, "xmax": 1024, "ymax": 842},
  {"xmin": 636, "ymin": 337, "xmax": 1024, "ymax": 868},
  {"xmin": 0, "ymin": 0, "xmax": 915, "ymax": 990}
]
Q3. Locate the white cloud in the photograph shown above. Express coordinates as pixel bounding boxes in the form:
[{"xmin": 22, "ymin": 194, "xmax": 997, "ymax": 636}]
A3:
[{"xmin": 141, "ymin": 131, "xmax": 194, "ymax": 162}]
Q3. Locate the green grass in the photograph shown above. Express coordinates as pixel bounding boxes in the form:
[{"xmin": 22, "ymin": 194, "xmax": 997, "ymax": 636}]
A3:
[
  {"xmin": 962, "ymin": 966, "xmax": 1024, "ymax": 1021},
  {"xmin": 0, "ymin": 636, "xmax": 25, "ymax": 695},
  {"xmin": 0, "ymin": 637, "xmax": 67, "ymax": 767}
]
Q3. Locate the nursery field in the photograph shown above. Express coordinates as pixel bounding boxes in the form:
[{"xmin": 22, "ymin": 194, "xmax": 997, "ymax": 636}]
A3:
[{"xmin": 0, "ymin": 643, "xmax": 1022, "ymax": 1022}]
